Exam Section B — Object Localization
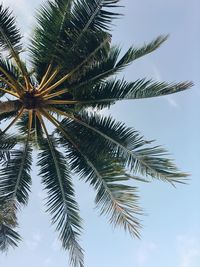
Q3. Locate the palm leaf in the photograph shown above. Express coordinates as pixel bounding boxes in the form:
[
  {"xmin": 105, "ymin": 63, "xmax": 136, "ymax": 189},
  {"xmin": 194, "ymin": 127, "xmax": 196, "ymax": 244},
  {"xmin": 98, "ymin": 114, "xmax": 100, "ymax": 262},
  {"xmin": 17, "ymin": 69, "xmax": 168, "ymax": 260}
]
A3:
[
  {"xmin": 0, "ymin": 4, "xmax": 22, "ymax": 55},
  {"xmin": 30, "ymin": 0, "xmax": 120, "ymax": 81},
  {"xmin": 0, "ymin": 132, "xmax": 17, "ymax": 164},
  {"xmin": 57, "ymin": 112, "xmax": 188, "ymax": 184},
  {"xmin": 0, "ymin": 110, "xmax": 19, "ymax": 123},
  {"xmin": 56, "ymin": 123, "xmax": 142, "ymax": 237},
  {"xmin": 73, "ymin": 78, "xmax": 193, "ymax": 109},
  {"xmin": 0, "ymin": 140, "xmax": 32, "ymax": 205},
  {"xmin": 0, "ymin": 4, "xmax": 30, "ymax": 88},
  {"xmin": 37, "ymin": 134, "xmax": 84, "ymax": 267},
  {"xmin": 35, "ymin": 31, "xmax": 111, "ymax": 96},
  {"xmin": 30, "ymin": 0, "xmax": 72, "ymax": 79},
  {"xmin": 55, "ymin": 30, "xmax": 111, "ymax": 82},
  {"xmin": 70, "ymin": 0, "xmax": 121, "ymax": 32},
  {"xmin": 0, "ymin": 224, "xmax": 21, "ymax": 252},
  {"xmin": 72, "ymin": 36, "xmax": 168, "ymax": 89}
]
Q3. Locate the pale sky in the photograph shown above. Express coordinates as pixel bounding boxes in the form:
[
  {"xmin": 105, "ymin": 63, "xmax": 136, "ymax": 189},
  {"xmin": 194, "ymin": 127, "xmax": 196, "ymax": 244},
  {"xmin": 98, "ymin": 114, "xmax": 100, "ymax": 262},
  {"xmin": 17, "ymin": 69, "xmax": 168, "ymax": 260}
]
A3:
[{"xmin": 0, "ymin": 0, "xmax": 200, "ymax": 267}]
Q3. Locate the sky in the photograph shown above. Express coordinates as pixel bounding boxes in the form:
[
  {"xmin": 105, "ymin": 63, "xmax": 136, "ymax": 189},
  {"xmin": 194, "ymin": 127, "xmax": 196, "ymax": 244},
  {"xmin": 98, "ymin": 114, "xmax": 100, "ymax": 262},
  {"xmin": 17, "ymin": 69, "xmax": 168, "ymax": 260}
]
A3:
[{"xmin": 0, "ymin": 0, "xmax": 200, "ymax": 267}]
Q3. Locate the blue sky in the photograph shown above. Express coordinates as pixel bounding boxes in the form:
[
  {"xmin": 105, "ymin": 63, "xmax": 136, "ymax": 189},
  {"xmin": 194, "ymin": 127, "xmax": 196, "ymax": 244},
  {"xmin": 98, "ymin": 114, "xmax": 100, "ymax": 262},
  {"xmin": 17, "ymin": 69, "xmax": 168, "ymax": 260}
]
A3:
[{"xmin": 0, "ymin": 0, "xmax": 200, "ymax": 267}]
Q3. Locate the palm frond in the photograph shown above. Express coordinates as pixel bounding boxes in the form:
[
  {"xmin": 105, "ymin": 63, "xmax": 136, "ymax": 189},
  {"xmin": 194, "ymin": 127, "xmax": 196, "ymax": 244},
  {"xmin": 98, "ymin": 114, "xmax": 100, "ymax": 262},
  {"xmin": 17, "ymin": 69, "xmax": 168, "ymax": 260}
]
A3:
[
  {"xmin": 70, "ymin": 0, "xmax": 121, "ymax": 33},
  {"xmin": 0, "ymin": 140, "xmax": 32, "ymax": 205},
  {"xmin": 0, "ymin": 4, "xmax": 32, "ymax": 89},
  {"xmin": 53, "ymin": 30, "xmax": 110, "ymax": 82},
  {"xmin": 30, "ymin": 0, "xmax": 72, "ymax": 80},
  {"xmin": 30, "ymin": 0, "xmax": 120, "ymax": 81},
  {"xmin": 58, "ymin": 112, "xmax": 188, "ymax": 184},
  {"xmin": 116, "ymin": 35, "xmax": 168, "ymax": 69},
  {"xmin": 0, "ymin": 224, "xmax": 21, "ymax": 252},
  {"xmin": 73, "ymin": 78, "xmax": 193, "ymax": 109},
  {"xmin": 36, "ymin": 31, "xmax": 110, "ymax": 96},
  {"xmin": 37, "ymin": 127, "xmax": 83, "ymax": 267},
  {"xmin": 0, "ymin": 111, "xmax": 18, "ymax": 124},
  {"xmin": 56, "ymin": 123, "xmax": 142, "ymax": 237},
  {"xmin": 0, "ymin": 132, "xmax": 17, "ymax": 164},
  {"xmin": 32, "ymin": 112, "xmax": 45, "ymax": 148},
  {"xmin": 72, "ymin": 36, "xmax": 168, "ymax": 89},
  {"xmin": 0, "ymin": 4, "xmax": 22, "ymax": 55}
]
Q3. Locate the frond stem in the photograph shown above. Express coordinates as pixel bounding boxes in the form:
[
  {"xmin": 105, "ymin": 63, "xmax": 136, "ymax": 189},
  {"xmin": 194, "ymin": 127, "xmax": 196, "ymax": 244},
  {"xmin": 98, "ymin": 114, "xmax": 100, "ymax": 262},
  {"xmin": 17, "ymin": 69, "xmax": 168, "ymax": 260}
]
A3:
[
  {"xmin": 0, "ymin": 76, "xmax": 22, "ymax": 96},
  {"xmin": 44, "ymin": 100, "xmax": 78, "ymax": 105},
  {"xmin": 36, "ymin": 111, "xmax": 68, "ymax": 210},
  {"xmin": 37, "ymin": 64, "xmax": 52, "ymax": 91},
  {"xmin": 36, "ymin": 68, "xmax": 59, "ymax": 93},
  {"xmin": 1, "ymin": 107, "xmax": 24, "ymax": 135},
  {"xmin": 12, "ymin": 110, "xmax": 32, "ymax": 201},
  {"xmin": 0, "ymin": 87, "xmax": 19, "ymax": 98},
  {"xmin": 43, "ymin": 88, "xmax": 70, "ymax": 100}
]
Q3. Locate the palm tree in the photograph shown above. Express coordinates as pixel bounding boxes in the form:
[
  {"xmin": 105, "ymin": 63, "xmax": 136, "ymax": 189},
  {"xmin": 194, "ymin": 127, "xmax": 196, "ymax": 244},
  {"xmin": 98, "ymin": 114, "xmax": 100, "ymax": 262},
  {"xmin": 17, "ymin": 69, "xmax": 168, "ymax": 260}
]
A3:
[{"xmin": 0, "ymin": 1, "xmax": 192, "ymax": 266}]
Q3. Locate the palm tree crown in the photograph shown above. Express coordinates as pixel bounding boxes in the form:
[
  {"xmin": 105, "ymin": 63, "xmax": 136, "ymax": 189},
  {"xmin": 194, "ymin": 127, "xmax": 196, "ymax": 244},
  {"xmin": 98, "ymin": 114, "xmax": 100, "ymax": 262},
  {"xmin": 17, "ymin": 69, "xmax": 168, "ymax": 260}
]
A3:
[{"xmin": 0, "ymin": 1, "xmax": 192, "ymax": 266}]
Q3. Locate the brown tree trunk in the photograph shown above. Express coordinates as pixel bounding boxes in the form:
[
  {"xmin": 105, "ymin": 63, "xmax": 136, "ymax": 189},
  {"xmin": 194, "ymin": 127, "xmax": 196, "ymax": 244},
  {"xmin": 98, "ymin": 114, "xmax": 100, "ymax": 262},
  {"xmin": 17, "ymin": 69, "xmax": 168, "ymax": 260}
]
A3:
[{"xmin": 0, "ymin": 100, "xmax": 22, "ymax": 114}]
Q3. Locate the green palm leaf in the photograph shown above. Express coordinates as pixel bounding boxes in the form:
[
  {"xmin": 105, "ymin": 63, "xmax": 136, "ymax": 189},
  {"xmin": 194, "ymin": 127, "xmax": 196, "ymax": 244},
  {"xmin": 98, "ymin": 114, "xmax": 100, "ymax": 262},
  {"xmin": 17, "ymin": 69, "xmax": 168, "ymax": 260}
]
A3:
[
  {"xmin": 30, "ymin": 0, "xmax": 72, "ymax": 78},
  {"xmin": 57, "ymin": 125, "xmax": 142, "ymax": 237},
  {"xmin": 0, "ymin": 111, "xmax": 18, "ymax": 123},
  {"xmin": 30, "ymin": 0, "xmax": 120, "ymax": 81},
  {"xmin": 73, "ymin": 35, "xmax": 168, "ymax": 89},
  {"xmin": 0, "ymin": 132, "xmax": 16, "ymax": 164},
  {"xmin": 0, "ymin": 224, "xmax": 21, "ymax": 252},
  {"xmin": 70, "ymin": 0, "xmax": 120, "ymax": 32},
  {"xmin": 73, "ymin": 78, "xmax": 192, "ymax": 109},
  {"xmin": 58, "ymin": 112, "xmax": 187, "ymax": 184},
  {"xmin": 0, "ymin": 4, "xmax": 22, "ymax": 55},
  {"xmin": 37, "ymin": 136, "xmax": 83, "ymax": 267},
  {"xmin": 93, "ymin": 160, "xmax": 142, "ymax": 237},
  {"xmin": 0, "ymin": 140, "xmax": 32, "ymax": 205}
]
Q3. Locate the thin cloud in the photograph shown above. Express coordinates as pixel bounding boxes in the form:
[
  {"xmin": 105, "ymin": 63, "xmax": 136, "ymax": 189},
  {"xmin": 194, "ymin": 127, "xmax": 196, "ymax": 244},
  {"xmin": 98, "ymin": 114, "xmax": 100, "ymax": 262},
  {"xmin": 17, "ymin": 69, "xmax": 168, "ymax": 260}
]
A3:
[
  {"xmin": 136, "ymin": 241, "xmax": 157, "ymax": 265},
  {"xmin": 152, "ymin": 64, "xmax": 179, "ymax": 108},
  {"xmin": 43, "ymin": 257, "xmax": 53, "ymax": 266},
  {"xmin": 166, "ymin": 96, "xmax": 179, "ymax": 108},
  {"xmin": 25, "ymin": 232, "xmax": 43, "ymax": 251},
  {"xmin": 177, "ymin": 234, "xmax": 200, "ymax": 267}
]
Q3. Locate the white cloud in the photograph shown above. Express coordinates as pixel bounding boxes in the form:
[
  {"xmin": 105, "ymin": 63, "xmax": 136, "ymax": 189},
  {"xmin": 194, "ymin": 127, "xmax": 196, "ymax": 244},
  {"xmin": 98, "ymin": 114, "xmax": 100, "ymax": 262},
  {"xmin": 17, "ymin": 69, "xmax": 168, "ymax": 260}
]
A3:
[
  {"xmin": 25, "ymin": 231, "xmax": 43, "ymax": 251},
  {"xmin": 43, "ymin": 257, "xmax": 53, "ymax": 266},
  {"xmin": 136, "ymin": 241, "xmax": 157, "ymax": 265},
  {"xmin": 177, "ymin": 234, "xmax": 200, "ymax": 267},
  {"xmin": 166, "ymin": 96, "xmax": 179, "ymax": 108},
  {"xmin": 152, "ymin": 64, "xmax": 179, "ymax": 108}
]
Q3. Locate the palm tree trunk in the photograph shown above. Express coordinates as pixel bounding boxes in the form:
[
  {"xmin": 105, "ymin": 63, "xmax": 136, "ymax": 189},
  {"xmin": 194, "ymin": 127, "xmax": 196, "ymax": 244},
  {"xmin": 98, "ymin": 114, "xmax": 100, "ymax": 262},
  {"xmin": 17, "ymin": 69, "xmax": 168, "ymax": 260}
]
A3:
[{"xmin": 0, "ymin": 100, "xmax": 22, "ymax": 114}]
